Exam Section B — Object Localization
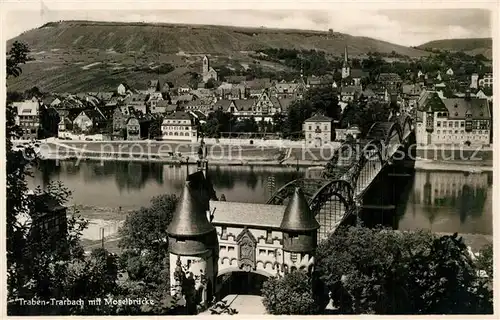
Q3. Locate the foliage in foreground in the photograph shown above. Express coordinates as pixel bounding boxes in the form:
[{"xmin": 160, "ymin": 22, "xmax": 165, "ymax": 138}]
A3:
[
  {"xmin": 261, "ymin": 270, "xmax": 324, "ymax": 315},
  {"xmin": 315, "ymin": 226, "xmax": 493, "ymax": 315}
]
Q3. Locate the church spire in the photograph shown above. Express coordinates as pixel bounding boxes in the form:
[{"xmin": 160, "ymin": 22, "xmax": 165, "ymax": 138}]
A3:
[{"xmin": 344, "ymin": 45, "xmax": 348, "ymax": 63}]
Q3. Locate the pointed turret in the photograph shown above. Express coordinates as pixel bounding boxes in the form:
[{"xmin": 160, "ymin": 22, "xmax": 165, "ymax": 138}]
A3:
[
  {"xmin": 167, "ymin": 181, "xmax": 214, "ymax": 237},
  {"xmin": 343, "ymin": 45, "xmax": 349, "ymax": 64},
  {"xmin": 280, "ymin": 187, "xmax": 320, "ymax": 232}
]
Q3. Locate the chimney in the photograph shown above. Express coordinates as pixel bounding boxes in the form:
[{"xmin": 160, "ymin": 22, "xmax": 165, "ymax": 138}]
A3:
[{"xmin": 465, "ymin": 90, "xmax": 471, "ymax": 101}]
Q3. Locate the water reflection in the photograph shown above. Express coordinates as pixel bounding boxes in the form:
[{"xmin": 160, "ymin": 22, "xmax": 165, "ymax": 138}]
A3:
[
  {"xmin": 402, "ymin": 170, "xmax": 492, "ymax": 235},
  {"xmin": 30, "ymin": 161, "xmax": 492, "ymax": 235}
]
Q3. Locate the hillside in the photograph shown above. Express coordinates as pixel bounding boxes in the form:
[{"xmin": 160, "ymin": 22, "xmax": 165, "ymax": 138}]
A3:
[
  {"xmin": 418, "ymin": 38, "xmax": 492, "ymax": 59},
  {"xmin": 7, "ymin": 20, "xmax": 430, "ymax": 93}
]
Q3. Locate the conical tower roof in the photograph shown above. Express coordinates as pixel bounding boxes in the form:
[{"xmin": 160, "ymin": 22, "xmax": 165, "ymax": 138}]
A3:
[
  {"xmin": 280, "ymin": 187, "xmax": 320, "ymax": 232},
  {"xmin": 167, "ymin": 181, "xmax": 214, "ymax": 237}
]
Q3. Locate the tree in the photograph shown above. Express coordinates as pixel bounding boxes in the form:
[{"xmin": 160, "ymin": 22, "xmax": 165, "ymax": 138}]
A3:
[
  {"xmin": 261, "ymin": 271, "xmax": 323, "ymax": 315},
  {"xmin": 116, "ymin": 194, "xmax": 180, "ymax": 315},
  {"xmin": 316, "ymin": 226, "xmax": 493, "ymax": 314},
  {"xmin": 149, "ymin": 119, "xmax": 162, "ymax": 139},
  {"xmin": 7, "ymin": 41, "xmax": 31, "ymax": 78},
  {"xmin": 7, "ymin": 42, "xmax": 119, "ymax": 315},
  {"xmin": 205, "ymin": 78, "xmax": 216, "ymax": 89},
  {"xmin": 304, "ymin": 87, "xmax": 341, "ymax": 120}
]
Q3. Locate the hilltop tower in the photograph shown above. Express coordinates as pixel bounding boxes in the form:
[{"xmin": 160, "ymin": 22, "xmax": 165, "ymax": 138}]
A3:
[
  {"xmin": 279, "ymin": 187, "xmax": 320, "ymax": 274},
  {"xmin": 341, "ymin": 45, "xmax": 351, "ymax": 79},
  {"xmin": 167, "ymin": 178, "xmax": 217, "ymax": 309}
]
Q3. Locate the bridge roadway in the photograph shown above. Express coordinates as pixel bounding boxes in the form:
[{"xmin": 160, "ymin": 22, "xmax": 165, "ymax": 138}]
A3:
[{"xmin": 267, "ymin": 114, "xmax": 415, "ymax": 240}]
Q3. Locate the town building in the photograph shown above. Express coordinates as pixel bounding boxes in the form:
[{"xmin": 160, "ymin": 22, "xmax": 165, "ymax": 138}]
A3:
[
  {"xmin": 303, "ymin": 114, "xmax": 334, "ymax": 147},
  {"xmin": 126, "ymin": 116, "xmax": 141, "ymax": 140},
  {"xmin": 446, "ymin": 68, "xmax": 454, "ymax": 76},
  {"xmin": 202, "ymin": 55, "xmax": 218, "ymax": 83},
  {"xmin": 73, "ymin": 109, "xmax": 107, "ymax": 133},
  {"xmin": 415, "ymin": 92, "xmax": 491, "ymax": 146},
  {"xmin": 13, "ymin": 98, "xmax": 40, "ymax": 140},
  {"xmin": 478, "ymin": 73, "xmax": 493, "ymax": 88},
  {"xmin": 340, "ymin": 86, "xmax": 362, "ymax": 102},
  {"xmin": 161, "ymin": 111, "xmax": 198, "ymax": 142},
  {"xmin": 124, "ymin": 93, "xmax": 149, "ymax": 114},
  {"xmin": 335, "ymin": 126, "xmax": 361, "ymax": 141}
]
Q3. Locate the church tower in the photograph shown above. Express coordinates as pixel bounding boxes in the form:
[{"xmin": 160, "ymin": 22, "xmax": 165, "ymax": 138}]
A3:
[
  {"xmin": 167, "ymin": 178, "xmax": 217, "ymax": 309},
  {"xmin": 202, "ymin": 55, "xmax": 209, "ymax": 76},
  {"xmin": 341, "ymin": 45, "xmax": 351, "ymax": 79},
  {"xmin": 279, "ymin": 187, "xmax": 320, "ymax": 274}
]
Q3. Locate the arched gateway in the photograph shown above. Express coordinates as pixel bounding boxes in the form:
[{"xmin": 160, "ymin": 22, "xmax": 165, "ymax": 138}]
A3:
[{"xmin": 167, "ymin": 160, "xmax": 320, "ymax": 309}]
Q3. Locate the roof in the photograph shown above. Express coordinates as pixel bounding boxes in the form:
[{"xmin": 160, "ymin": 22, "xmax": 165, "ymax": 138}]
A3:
[
  {"xmin": 233, "ymin": 99, "xmax": 255, "ymax": 111},
  {"xmin": 341, "ymin": 85, "xmax": 362, "ymax": 94},
  {"xmin": 275, "ymin": 83, "xmax": 299, "ymax": 93},
  {"xmin": 190, "ymin": 110, "xmax": 207, "ymax": 121},
  {"xmin": 124, "ymin": 94, "xmax": 147, "ymax": 104},
  {"xmin": 304, "ymin": 114, "xmax": 333, "ymax": 122},
  {"xmin": 378, "ymin": 73, "xmax": 402, "ymax": 83},
  {"xmin": 361, "ymin": 88, "xmax": 376, "ymax": 97},
  {"xmin": 350, "ymin": 69, "xmax": 369, "ymax": 79},
  {"xmin": 280, "ymin": 188, "xmax": 320, "ymax": 232},
  {"xmin": 148, "ymin": 80, "xmax": 159, "ymax": 87},
  {"xmin": 214, "ymin": 99, "xmax": 232, "ymax": 110},
  {"xmin": 13, "ymin": 99, "xmax": 39, "ymax": 116},
  {"xmin": 278, "ymin": 98, "xmax": 295, "ymax": 112},
  {"xmin": 210, "ymin": 200, "xmax": 286, "ymax": 229},
  {"xmin": 225, "ymin": 75, "xmax": 247, "ymax": 84},
  {"xmin": 164, "ymin": 111, "xmax": 193, "ymax": 120},
  {"xmin": 424, "ymin": 92, "xmax": 448, "ymax": 112},
  {"xmin": 167, "ymin": 181, "xmax": 215, "ymax": 237},
  {"xmin": 81, "ymin": 108, "xmax": 106, "ymax": 122},
  {"xmin": 443, "ymin": 98, "xmax": 490, "ymax": 120}
]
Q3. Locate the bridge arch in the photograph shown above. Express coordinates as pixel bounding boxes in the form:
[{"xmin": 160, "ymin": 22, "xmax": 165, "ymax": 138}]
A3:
[{"xmin": 309, "ymin": 179, "xmax": 356, "ymax": 240}]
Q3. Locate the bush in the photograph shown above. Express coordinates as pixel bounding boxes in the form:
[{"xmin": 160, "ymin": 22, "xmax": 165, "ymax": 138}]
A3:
[{"xmin": 261, "ymin": 270, "xmax": 323, "ymax": 315}]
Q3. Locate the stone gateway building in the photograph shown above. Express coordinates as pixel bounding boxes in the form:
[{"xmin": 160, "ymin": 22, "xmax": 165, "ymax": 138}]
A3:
[{"xmin": 167, "ymin": 160, "xmax": 320, "ymax": 309}]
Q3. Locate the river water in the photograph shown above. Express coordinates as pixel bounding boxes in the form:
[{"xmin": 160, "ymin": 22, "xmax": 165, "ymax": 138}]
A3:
[{"xmin": 29, "ymin": 160, "xmax": 493, "ymax": 238}]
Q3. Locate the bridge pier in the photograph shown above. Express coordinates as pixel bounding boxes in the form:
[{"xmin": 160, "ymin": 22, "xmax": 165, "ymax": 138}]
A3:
[{"xmin": 357, "ymin": 151, "xmax": 415, "ymax": 230}]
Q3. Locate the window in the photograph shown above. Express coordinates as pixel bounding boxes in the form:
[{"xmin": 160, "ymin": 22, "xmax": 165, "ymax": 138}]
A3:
[
  {"xmin": 220, "ymin": 245, "xmax": 226, "ymax": 251},
  {"xmin": 259, "ymin": 249, "xmax": 266, "ymax": 255},
  {"xmin": 461, "ymin": 121, "xmax": 465, "ymax": 127},
  {"xmin": 443, "ymin": 122, "xmax": 447, "ymax": 127},
  {"xmin": 454, "ymin": 122, "xmax": 458, "ymax": 127},
  {"xmin": 437, "ymin": 130, "xmax": 441, "ymax": 134},
  {"xmin": 290, "ymin": 253, "xmax": 298, "ymax": 263},
  {"xmin": 228, "ymin": 246, "xmax": 235, "ymax": 252},
  {"xmin": 437, "ymin": 121, "xmax": 441, "ymax": 127},
  {"xmin": 221, "ymin": 226, "xmax": 228, "ymax": 239}
]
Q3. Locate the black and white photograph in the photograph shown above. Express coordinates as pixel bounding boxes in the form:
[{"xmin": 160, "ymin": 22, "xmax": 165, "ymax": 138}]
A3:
[{"xmin": 3, "ymin": 2, "xmax": 496, "ymax": 316}]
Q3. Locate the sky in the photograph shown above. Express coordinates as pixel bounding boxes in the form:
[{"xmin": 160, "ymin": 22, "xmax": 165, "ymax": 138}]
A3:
[{"xmin": 3, "ymin": 6, "xmax": 493, "ymax": 47}]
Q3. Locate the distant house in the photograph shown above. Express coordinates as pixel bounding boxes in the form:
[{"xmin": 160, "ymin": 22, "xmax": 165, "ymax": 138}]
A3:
[
  {"xmin": 155, "ymin": 100, "xmax": 178, "ymax": 114},
  {"xmin": 446, "ymin": 68, "xmax": 454, "ymax": 76},
  {"xmin": 161, "ymin": 111, "xmax": 198, "ymax": 142},
  {"xmin": 126, "ymin": 116, "xmax": 141, "ymax": 140},
  {"xmin": 112, "ymin": 106, "xmax": 130, "ymax": 138},
  {"xmin": 335, "ymin": 126, "xmax": 361, "ymax": 141},
  {"xmin": 73, "ymin": 109, "xmax": 106, "ymax": 133},
  {"xmin": 417, "ymin": 70, "xmax": 424, "ymax": 79},
  {"xmin": 377, "ymin": 73, "xmax": 402, "ymax": 87},
  {"xmin": 303, "ymin": 114, "xmax": 334, "ymax": 147},
  {"xmin": 13, "ymin": 98, "xmax": 40, "ymax": 140},
  {"xmin": 478, "ymin": 73, "xmax": 493, "ymax": 88},
  {"xmin": 348, "ymin": 69, "xmax": 369, "ymax": 86},
  {"xmin": 189, "ymin": 110, "xmax": 208, "ymax": 124},
  {"xmin": 307, "ymin": 75, "xmax": 334, "ymax": 89},
  {"xmin": 125, "ymin": 93, "xmax": 149, "ymax": 114},
  {"xmin": 340, "ymin": 85, "xmax": 362, "ymax": 102},
  {"xmin": 117, "ymin": 84, "xmax": 128, "ymax": 96},
  {"xmin": 271, "ymin": 81, "xmax": 306, "ymax": 100}
]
